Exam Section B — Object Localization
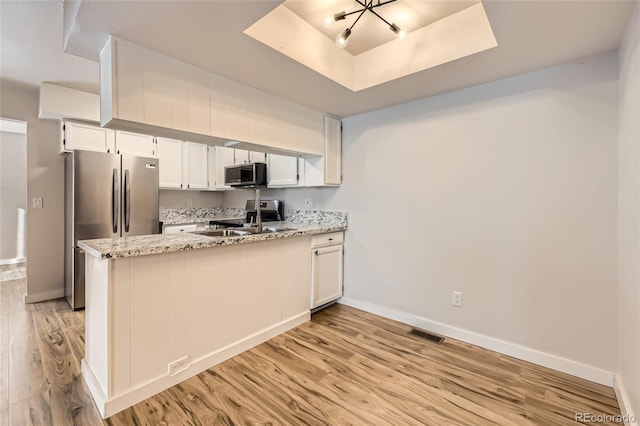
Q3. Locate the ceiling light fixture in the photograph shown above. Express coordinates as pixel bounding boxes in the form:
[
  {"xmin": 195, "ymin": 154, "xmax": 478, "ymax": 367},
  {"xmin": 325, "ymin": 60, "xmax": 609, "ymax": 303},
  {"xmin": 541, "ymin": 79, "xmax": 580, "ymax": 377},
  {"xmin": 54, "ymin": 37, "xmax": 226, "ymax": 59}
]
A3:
[{"xmin": 326, "ymin": 0, "xmax": 406, "ymax": 49}]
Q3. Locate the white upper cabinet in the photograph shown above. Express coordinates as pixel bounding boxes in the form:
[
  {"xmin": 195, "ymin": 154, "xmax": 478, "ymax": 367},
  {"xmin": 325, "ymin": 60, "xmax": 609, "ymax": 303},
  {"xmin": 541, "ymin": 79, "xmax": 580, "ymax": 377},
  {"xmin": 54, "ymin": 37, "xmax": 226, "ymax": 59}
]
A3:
[
  {"xmin": 210, "ymin": 145, "xmax": 235, "ymax": 190},
  {"xmin": 62, "ymin": 121, "xmax": 115, "ymax": 154},
  {"xmin": 157, "ymin": 137, "xmax": 183, "ymax": 189},
  {"xmin": 171, "ymin": 60, "xmax": 189, "ymax": 132},
  {"xmin": 210, "ymin": 74, "xmax": 225, "ymax": 138},
  {"xmin": 100, "ymin": 37, "xmax": 327, "ymax": 157},
  {"xmin": 182, "ymin": 142, "xmax": 209, "ymax": 190},
  {"xmin": 223, "ymin": 79, "xmax": 249, "ymax": 142},
  {"xmin": 304, "ymin": 116, "xmax": 342, "ymax": 187},
  {"xmin": 267, "ymin": 154, "xmax": 299, "ymax": 187},
  {"xmin": 232, "ymin": 149, "xmax": 265, "ymax": 164},
  {"xmin": 323, "ymin": 115, "xmax": 342, "ymax": 185},
  {"xmin": 249, "ymin": 151, "xmax": 267, "ymax": 163},
  {"xmin": 100, "ymin": 37, "xmax": 144, "ymax": 127},
  {"xmin": 115, "ymin": 130, "xmax": 156, "ymax": 158},
  {"xmin": 187, "ymin": 66, "xmax": 211, "ymax": 135},
  {"xmin": 142, "ymin": 50, "xmax": 172, "ymax": 127},
  {"xmin": 234, "ymin": 148, "xmax": 250, "ymax": 165}
]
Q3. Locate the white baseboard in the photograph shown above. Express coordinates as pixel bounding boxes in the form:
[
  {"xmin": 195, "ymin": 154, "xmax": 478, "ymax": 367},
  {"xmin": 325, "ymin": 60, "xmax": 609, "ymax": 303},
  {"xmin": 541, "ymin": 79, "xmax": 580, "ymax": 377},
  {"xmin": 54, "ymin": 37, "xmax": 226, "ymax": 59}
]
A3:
[
  {"xmin": 339, "ymin": 297, "xmax": 614, "ymax": 387},
  {"xmin": 614, "ymin": 374, "xmax": 637, "ymax": 426},
  {"xmin": 24, "ymin": 288, "xmax": 65, "ymax": 304},
  {"xmin": 84, "ymin": 311, "xmax": 310, "ymax": 419}
]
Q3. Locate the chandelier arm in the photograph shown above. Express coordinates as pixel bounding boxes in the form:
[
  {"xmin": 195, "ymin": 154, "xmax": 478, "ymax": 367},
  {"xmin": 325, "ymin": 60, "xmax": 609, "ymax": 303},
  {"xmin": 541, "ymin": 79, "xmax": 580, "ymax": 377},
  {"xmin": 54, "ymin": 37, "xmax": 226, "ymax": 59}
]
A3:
[
  {"xmin": 353, "ymin": 0, "xmax": 397, "ymax": 11},
  {"xmin": 348, "ymin": 0, "xmax": 374, "ymax": 32},
  {"xmin": 366, "ymin": 7, "xmax": 393, "ymax": 27}
]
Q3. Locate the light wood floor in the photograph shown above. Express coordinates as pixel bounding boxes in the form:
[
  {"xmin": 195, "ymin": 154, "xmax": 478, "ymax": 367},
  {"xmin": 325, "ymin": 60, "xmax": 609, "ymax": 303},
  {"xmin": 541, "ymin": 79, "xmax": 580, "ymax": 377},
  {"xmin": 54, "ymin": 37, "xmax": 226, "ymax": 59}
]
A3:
[{"xmin": 1, "ymin": 277, "xmax": 622, "ymax": 425}]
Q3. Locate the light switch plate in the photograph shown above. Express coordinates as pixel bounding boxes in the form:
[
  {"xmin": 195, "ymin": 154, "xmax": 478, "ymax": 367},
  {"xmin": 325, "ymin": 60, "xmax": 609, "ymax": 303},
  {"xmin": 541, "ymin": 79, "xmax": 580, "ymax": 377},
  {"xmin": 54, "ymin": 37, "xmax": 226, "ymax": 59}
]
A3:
[{"xmin": 32, "ymin": 197, "xmax": 43, "ymax": 208}]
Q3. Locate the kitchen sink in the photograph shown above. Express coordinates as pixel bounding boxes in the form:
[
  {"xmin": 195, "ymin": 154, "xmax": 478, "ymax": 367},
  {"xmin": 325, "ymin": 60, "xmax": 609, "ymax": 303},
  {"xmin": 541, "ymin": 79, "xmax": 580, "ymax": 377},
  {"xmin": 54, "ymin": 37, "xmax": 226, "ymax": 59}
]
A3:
[
  {"xmin": 263, "ymin": 226, "xmax": 294, "ymax": 233},
  {"xmin": 193, "ymin": 229, "xmax": 253, "ymax": 237},
  {"xmin": 193, "ymin": 226, "xmax": 294, "ymax": 238}
]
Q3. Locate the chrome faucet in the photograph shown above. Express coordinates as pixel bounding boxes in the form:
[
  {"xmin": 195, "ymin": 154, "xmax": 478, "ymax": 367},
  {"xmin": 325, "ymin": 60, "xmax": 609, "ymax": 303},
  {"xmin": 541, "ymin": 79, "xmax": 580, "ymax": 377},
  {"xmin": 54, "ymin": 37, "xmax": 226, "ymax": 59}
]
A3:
[{"xmin": 255, "ymin": 188, "xmax": 263, "ymax": 233}]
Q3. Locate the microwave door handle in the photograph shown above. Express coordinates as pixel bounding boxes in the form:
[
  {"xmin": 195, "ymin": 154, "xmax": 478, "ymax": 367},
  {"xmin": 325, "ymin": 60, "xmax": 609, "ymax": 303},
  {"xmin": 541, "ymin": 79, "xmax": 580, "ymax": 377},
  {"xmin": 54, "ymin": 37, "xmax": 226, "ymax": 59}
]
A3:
[
  {"xmin": 112, "ymin": 168, "xmax": 119, "ymax": 233},
  {"xmin": 124, "ymin": 169, "xmax": 131, "ymax": 232}
]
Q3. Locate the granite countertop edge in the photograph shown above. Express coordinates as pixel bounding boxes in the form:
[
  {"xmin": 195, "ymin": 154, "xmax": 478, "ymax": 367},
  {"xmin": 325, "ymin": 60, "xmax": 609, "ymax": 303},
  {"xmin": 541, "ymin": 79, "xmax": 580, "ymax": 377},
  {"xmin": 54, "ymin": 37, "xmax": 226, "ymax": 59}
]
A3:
[{"xmin": 78, "ymin": 223, "xmax": 346, "ymax": 260}]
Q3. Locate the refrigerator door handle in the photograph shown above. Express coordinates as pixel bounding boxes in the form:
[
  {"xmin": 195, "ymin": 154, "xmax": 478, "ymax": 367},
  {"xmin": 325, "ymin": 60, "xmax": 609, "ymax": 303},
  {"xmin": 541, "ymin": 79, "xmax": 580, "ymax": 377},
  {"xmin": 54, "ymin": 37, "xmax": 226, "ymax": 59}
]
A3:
[
  {"xmin": 112, "ymin": 168, "xmax": 119, "ymax": 233},
  {"xmin": 124, "ymin": 169, "xmax": 131, "ymax": 232}
]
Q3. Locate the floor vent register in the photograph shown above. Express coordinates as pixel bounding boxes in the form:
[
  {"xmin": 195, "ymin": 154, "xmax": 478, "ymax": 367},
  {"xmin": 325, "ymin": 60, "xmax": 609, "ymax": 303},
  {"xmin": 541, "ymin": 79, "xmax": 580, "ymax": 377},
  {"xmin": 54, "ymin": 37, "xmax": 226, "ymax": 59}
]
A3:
[{"xmin": 408, "ymin": 328, "xmax": 445, "ymax": 344}]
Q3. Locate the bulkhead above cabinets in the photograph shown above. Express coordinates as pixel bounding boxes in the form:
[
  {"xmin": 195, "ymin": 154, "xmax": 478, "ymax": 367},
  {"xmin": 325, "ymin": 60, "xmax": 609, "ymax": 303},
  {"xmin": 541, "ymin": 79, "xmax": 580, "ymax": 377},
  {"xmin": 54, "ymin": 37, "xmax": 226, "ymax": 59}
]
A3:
[{"xmin": 100, "ymin": 36, "xmax": 326, "ymax": 157}]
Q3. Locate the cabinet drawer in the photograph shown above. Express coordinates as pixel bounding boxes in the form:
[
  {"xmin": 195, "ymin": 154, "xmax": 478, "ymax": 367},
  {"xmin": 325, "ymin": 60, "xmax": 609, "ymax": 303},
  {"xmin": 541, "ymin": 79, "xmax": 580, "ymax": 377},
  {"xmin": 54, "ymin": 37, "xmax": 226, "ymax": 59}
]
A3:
[
  {"xmin": 163, "ymin": 224, "xmax": 197, "ymax": 234},
  {"xmin": 311, "ymin": 232, "xmax": 343, "ymax": 248}
]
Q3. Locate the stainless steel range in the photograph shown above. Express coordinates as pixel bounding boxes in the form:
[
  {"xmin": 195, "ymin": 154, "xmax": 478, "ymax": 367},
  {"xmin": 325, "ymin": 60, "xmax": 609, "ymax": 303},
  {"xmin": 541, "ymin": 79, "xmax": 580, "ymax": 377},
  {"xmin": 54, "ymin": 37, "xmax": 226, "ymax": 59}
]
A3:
[{"xmin": 209, "ymin": 199, "xmax": 284, "ymax": 228}]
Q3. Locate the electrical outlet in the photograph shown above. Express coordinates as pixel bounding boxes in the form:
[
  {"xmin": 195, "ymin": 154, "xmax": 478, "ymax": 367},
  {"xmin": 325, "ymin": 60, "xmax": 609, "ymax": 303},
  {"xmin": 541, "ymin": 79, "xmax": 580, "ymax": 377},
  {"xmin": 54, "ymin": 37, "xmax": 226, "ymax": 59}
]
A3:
[
  {"xmin": 452, "ymin": 291, "xmax": 463, "ymax": 307},
  {"xmin": 304, "ymin": 198, "xmax": 313, "ymax": 209},
  {"xmin": 168, "ymin": 356, "xmax": 189, "ymax": 375},
  {"xmin": 32, "ymin": 197, "xmax": 43, "ymax": 209},
  {"xmin": 187, "ymin": 198, "xmax": 193, "ymax": 207}
]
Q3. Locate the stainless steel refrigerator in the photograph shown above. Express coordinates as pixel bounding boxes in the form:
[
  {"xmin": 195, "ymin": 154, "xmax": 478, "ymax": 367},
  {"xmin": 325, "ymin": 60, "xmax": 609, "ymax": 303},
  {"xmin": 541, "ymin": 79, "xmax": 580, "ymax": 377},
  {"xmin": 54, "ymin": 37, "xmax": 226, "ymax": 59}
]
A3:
[{"xmin": 64, "ymin": 150, "xmax": 160, "ymax": 310}]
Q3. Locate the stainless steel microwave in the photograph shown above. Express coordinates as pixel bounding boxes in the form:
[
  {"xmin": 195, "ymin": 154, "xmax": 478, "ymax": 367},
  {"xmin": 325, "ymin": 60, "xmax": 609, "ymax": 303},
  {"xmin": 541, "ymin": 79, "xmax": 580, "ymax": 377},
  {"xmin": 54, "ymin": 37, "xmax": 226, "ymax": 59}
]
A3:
[{"xmin": 224, "ymin": 162, "xmax": 267, "ymax": 187}]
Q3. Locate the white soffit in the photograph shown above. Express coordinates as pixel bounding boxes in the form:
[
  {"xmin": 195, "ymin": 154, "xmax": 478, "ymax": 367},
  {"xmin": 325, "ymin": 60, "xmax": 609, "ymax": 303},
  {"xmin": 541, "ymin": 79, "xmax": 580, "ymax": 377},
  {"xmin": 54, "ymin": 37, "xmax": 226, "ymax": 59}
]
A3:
[{"xmin": 244, "ymin": 1, "xmax": 497, "ymax": 91}]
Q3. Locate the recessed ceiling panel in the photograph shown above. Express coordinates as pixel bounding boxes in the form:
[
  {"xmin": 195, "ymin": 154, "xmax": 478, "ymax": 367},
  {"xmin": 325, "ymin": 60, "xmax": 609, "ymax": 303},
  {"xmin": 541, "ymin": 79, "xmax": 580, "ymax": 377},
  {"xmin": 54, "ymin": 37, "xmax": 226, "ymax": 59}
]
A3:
[
  {"xmin": 284, "ymin": 0, "xmax": 479, "ymax": 55},
  {"xmin": 245, "ymin": 0, "xmax": 497, "ymax": 91}
]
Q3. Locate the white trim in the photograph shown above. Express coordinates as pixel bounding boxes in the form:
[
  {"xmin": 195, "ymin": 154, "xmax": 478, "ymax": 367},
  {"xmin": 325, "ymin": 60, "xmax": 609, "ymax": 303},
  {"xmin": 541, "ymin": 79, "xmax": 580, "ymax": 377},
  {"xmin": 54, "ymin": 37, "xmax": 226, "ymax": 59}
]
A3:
[
  {"xmin": 0, "ymin": 118, "xmax": 27, "ymax": 134},
  {"xmin": 24, "ymin": 288, "xmax": 65, "ymax": 304},
  {"xmin": 338, "ymin": 297, "xmax": 615, "ymax": 387},
  {"xmin": 85, "ymin": 311, "xmax": 310, "ymax": 419},
  {"xmin": 0, "ymin": 257, "xmax": 26, "ymax": 266},
  {"xmin": 614, "ymin": 374, "xmax": 637, "ymax": 426}
]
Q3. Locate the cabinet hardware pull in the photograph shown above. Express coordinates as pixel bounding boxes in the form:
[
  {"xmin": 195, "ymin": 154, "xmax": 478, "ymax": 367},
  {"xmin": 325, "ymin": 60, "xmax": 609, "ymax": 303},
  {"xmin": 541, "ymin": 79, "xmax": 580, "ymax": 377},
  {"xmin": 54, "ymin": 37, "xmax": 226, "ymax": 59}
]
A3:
[
  {"xmin": 328, "ymin": 238, "xmax": 333, "ymax": 241},
  {"xmin": 314, "ymin": 250, "xmax": 318, "ymax": 255}
]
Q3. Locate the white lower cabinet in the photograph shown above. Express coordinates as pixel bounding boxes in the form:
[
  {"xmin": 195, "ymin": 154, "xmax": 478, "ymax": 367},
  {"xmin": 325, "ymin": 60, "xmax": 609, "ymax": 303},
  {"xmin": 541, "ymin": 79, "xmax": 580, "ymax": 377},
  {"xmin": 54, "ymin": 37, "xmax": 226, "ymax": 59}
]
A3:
[{"xmin": 311, "ymin": 232, "xmax": 344, "ymax": 309}]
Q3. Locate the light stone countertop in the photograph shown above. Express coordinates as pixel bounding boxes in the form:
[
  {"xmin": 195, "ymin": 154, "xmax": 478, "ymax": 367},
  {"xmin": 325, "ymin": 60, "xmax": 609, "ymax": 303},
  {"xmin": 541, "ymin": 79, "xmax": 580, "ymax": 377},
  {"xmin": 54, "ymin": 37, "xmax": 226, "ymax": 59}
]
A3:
[{"xmin": 79, "ymin": 222, "xmax": 346, "ymax": 260}]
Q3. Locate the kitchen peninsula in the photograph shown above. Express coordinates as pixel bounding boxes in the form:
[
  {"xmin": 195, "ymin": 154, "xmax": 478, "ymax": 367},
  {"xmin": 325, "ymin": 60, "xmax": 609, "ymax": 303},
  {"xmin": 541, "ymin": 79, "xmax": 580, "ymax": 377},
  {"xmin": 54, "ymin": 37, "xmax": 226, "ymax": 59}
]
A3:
[{"xmin": 78, "ymin": 219, "xmax": 346, "ymax": 419}]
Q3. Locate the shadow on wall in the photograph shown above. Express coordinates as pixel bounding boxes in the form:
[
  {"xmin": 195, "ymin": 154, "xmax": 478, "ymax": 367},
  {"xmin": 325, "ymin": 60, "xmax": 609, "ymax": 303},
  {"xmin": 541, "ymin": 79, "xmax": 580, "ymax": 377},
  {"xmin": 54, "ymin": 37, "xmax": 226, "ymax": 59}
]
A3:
[{"xmin": 0, "ymin": 118, "xmax": 27, "ymax": 264}]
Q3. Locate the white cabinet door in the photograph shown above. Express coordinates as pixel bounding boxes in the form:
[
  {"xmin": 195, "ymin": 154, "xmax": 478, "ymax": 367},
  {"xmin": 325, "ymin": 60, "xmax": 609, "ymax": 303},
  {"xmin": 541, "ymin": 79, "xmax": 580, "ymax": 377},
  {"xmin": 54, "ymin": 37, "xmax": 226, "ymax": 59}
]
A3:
[
  {"xmin": 63, "ymin": 121, "xmax": 115, "ymax": 153},
  {"xmin": 142, "ymin": 49, "xmax": 172, "ymax": 127},
  {"xmin": 249, "ymin": 151, "xmax": 267, "ymax": 163},
  {"xmin": 187, "ymin": 65, "xmax": 211, "ymax": 135},
  {"xmin": 210, "ymin": 74, "xmax": 225, "ymax": 138},
  {"xmin": 234, "ymin": 149, "xmax": 250, "ymax": 165},
  {"xmin": 157, "ymin": 137, "xmax": 183, "ymax": 189},
  {"xmin": 267, "ymin": 154, "xmax": 299, "ymax": 187},
  {"xmin": 213, "ymin": 146, "xmax": 235, "ymax": 189},
  {"xmin": 183, "ymin": 142, "xmax": 208, "ymax": 190},
  {"xmin": 171, "ymin": 60, "xmax": 189, "ymax": 132},
  {"xmin": 115, "ymin": 130, "xmax": 156, "ymax": 157},
  {"xmin": 111, "ymin": 38, "xmax": 144, "ymax": 124},
  {"xmin": 311, "ymin": 244, "xmax": 344, "ymax": 309},
  {"xmin": 223, "ymin": 79, "xmax": 248, "ymax": 142},
  {"xmin": 324, "ymin": 115, "xmax": 342, "ymax": 185}
]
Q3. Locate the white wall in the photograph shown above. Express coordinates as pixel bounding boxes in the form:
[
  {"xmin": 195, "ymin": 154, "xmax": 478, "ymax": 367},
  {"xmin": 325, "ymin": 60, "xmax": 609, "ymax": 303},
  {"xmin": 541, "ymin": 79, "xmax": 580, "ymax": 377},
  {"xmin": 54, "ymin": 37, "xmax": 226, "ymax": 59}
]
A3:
[
  {"xmin": 617, "ymin": 2, "xmax": 640, "ymax": 418},
  {"xmin": 0, "ymin": 125, "xmax": 27, "ymax": 261},
  {"xmin": 252, "ymin": 54, "xmax": 619, "ymax": 381},
  {"xmin": 159, "ymin": 189, "xmax": 222, "ymax": 209},
  {"xmin": 0, "ymin": 80, "xmax": 65, "ymax": 302}
]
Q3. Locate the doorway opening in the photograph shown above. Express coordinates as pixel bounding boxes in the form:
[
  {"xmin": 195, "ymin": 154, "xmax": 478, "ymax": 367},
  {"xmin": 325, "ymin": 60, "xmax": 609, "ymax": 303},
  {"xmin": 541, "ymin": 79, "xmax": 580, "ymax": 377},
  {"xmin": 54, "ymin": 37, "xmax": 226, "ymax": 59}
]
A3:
[{"xmin": 0, "ymin": 118, "xmax": 27, "ymax": 283}]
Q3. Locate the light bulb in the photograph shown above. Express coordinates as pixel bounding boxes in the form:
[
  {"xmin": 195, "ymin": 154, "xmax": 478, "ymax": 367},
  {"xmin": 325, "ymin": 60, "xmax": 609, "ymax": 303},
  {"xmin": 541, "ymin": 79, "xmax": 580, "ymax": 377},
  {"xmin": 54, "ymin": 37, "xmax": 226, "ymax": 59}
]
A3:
[
  {"xmin": 390, "ymin": 23, "xmax": 406, "ymax": 39},
  {"xmin": 323, "ymin": 15, "xmax": 334, "ymax": 27},
  {"xmin": 335, "ymin": 28, "xmax": 351, "ymax": 48}
]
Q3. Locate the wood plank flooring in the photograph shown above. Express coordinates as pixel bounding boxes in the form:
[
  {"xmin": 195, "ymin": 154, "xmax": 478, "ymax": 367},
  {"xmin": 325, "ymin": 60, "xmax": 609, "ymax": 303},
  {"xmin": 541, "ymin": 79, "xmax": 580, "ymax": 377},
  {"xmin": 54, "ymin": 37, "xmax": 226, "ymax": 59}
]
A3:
[{"xmin": 0, "ymin": 277, "xmax": 622, "ymax": 425}]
